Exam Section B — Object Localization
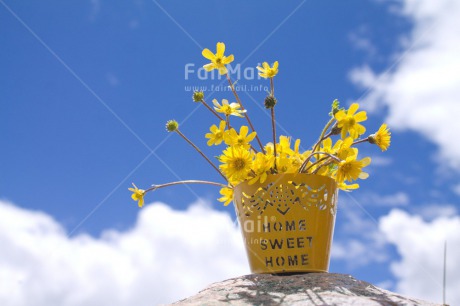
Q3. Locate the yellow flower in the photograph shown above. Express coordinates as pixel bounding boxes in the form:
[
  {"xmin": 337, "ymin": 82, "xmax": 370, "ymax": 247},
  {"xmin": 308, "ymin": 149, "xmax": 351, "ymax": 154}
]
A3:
[
  {"xmin": 249, "ymin": 153, "xmax": 273, "ymax": 185},
  {"xmin": 218, "ymin": 187, "xmax": 234, "ymax": 206},
  {"xmin": 224, "ymin": 126, "xmax": 257, "ymax": 149},
  {"xmin": 319, "ymin": 137, "xmax": 336, "ymax": 155},
  {"xmin": 257, "ymin": 61, "xmax": 279, "ymax": 78},
  {"xmin": 334, "ymin": 103, "xmax": 367, "ymax": 139},
  {"xmin": 205, "ymin": 120, "xmax": 227, "ymax": 146},
  {"xmin": 369, "ymin": 124, "xmax": 391, "ymax": 151},
  {"xmin": 335, "ymin": 137, "xmax": 357, "ymax": 160},
  {"xmin": 202, "ymin": 42, "xmax": 234, "ymax": 75},
  {"xmin": 213, "ymin": 99, "xmax": 246, "ymax": 117},
  {"xmin": 335, "ymin": 155, "xmax": 371, "ymax": 184},
  {"xmin": 290, "ymin": 139, "xmax": 310, "ymax": 168},
  {"xmin": 219, "ymin": 146, "xmax": 253, "ymax": 183},
  {"xmin": 128, "ymin": 183, "xmax": 145, "ymax": 208},
  {"xmin": 277, "ymin": 136, "xmax": 293, "ymax": 156},
  {"xmin": 276, "ymin": 155, "xmax": 297, "ymax": 174}
]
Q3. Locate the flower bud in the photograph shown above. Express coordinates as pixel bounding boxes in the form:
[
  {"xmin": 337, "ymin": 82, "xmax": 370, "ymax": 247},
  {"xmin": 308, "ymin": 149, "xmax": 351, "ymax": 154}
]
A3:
[
  {"xmin": 264, "ymin": 96, "xmax": 277, "ymax": 109},
  {"xmin": 331, "ymin": 125, "xmax": 341, "ymax": 135},
  {"xmin": 192, "ymin": 91, "xmax": 204, "ymax": 102},
  {"xmin": 330, "ymin": 99, "xmax": 342, "ymax": 116},
  {"xmin": 165, "ymin": 120, "xmax": 179, "ymax": 132},
  {"xmin": 368, "ymin": 134, "xmax": 377, "ymax": 144}
]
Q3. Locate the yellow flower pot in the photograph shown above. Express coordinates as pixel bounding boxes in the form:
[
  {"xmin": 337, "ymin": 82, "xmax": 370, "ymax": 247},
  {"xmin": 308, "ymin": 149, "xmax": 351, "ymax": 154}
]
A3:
[{"xmin": 233, "ymin": 173, "xmax": 338, "ymax": 274}]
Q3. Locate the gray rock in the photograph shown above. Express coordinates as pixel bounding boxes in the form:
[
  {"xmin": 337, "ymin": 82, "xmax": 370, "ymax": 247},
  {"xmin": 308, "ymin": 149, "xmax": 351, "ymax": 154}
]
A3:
[{"xmin": 171, "ymin": 273, "xmax": 440, "ymax": 306}]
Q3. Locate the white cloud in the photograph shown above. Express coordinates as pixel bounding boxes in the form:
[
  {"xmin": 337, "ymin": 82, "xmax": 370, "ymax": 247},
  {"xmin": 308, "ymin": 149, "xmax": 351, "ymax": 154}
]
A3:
[
  {"xmin": 380, "ymin": 209, "xmax": 460, "ymax": 305},
  {"xmin": 350, "ymin": 0, "xmax": 460, "ymax": 170},
  {"xmin": 416, "ymin": 204, "xmax": 458, "ymax": 220},
  {"xmin": 0, "ymin": 200, "xmax": 248, "ymax": 306}
]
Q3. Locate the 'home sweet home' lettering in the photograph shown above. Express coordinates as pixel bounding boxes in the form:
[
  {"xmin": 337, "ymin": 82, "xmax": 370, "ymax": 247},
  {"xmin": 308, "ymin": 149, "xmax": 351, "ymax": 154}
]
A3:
[
  {"xmin": 258, "ymin": 219, "xmax": 316, "ymax": 268},
  {"xmin": 262, "ymin": 219, "xmax": 306, "ymax": 232},
  {"xmin": 265, "ymin": 254, "xmax": 309, "ymax": 268}
]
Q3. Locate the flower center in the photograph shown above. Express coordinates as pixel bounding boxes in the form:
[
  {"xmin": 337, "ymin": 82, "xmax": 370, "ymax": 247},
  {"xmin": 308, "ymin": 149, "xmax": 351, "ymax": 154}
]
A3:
[
  {"xmin": 223, "ymin": 105, "xmax": 232, "ymax": 115},
  {"xmin": 341, "ymin": 163, "xmax": 352, "ymax": 173},
  {"xmin": 215, "ymin": 57, "xmax": 222, "ymax": 64},
  {"xmin": 233, "ymin": 158, "xmax": 246, "ymax": 170},
  {"xmin": 346, "ymin": 116, "xmax": 356, "ymax": 126}
]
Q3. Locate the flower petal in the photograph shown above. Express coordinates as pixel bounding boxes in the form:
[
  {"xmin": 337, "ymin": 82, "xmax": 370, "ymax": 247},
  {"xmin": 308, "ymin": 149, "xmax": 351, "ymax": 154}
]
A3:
[
  {"xmin": 334, "ymin": 110, "xmax": 346, "ymax": 121},
  {"xmin": 262, "ymin": 62, "xmax": 269, "ymax": 69},
  {"xmin": 348, "ymin": 103, "xmax": 359, "ymax": 116},
  {"xmin": 361, "ymin": 157, "xmax": 371, "ymax": 167},
  {"xmin": 354, "ymin": 111, "xmax": 367, "ymax": 122},
  {"xmin": 259, "ymin": 72, "xmax": 268, "ymax": 78},
  {"xmin": 356, "ymin": 124, "xmax": 366, "ymax": 135},
  {"xmin": 218, "ymin": 66, "xmax": 227, "ymax": 75},
  {"xmin": 222, "ymin": 54, "xmax": 234, "ymax": 64},
  {"xmin": 247, "ymin": 131, "xmax": 257, "ymax": 142},
  {"xmin": 273, "ymin": 61, "xmax": 279, "ymax": 70},
  {"xmin": 202, "ymin": 48, "xmax": 216, "ymax": 60},
  {"xmin": 203, "ymin": 63, "xmax": 215, "ymax": 71},
  {"xmin": 216, "ymin": 42, "xmax": 225, "ymax": 57},
  {"xmin": 240, "ymin": 125, "xmax": 249, "ymax": 137}
]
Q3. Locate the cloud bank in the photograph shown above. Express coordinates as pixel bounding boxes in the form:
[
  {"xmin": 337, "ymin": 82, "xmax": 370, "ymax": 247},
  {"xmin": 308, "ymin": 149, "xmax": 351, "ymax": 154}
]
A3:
[
  {"xmin": 380, "ymin": 209, "xmax": 460, "ymax": 305},
  {"xmin": 1, "ymin": 198, "xmax": 459, "ymax": 305},
  {"xmin": 0, "ymin": 200, "xmax": 248, "ymax": 306},
  {"xmin": 350, "ymin": 0, "xmax": 460, "ymax": 169}
]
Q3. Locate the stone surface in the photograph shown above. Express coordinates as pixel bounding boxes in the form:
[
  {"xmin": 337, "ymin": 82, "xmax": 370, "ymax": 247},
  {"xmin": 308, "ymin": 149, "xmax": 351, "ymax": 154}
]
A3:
[{"xmin": 171, "ymin": 273, "xmax": 440, "ymax": 306}]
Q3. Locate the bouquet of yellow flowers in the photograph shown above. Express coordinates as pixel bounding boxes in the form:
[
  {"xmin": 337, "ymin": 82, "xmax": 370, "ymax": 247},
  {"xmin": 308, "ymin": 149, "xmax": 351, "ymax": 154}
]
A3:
[{"xmin": 129, "ymin": 42, "xmax": 391, "ymax": 208}]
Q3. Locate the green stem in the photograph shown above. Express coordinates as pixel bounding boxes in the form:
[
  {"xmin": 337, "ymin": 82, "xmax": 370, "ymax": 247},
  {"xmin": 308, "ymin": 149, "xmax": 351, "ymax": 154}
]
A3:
[
  {"xmin": 201, "ymin": 99, "xmax": 224, "ymax": 121},
  {"xmin": 175, "ymin": 129, "xmax": 229, "ymax": 183},
  {"xmin": 271, "ymin": 107, "xmax": 277, "ymax": 171},
  {"xmin": 312, "ymin": 160, "xmax": 334, "ymax": 175},
  {"xmin": 299, "ymin": 119, "xmax": 336, "ymax": 172},
  {"xmin": 303, "ymin": 156, "xmax": 330, "ymax": 173},
  {"xmin": 299, "ymin": 151, "xmax": 341, "ymax": 173},
  {"xmin": 225, "ymin": 73, "xmax": 265, "ymax": 153},
  {"xmin": 269, "ymin": 77, "xmax": 277, "ymax": 170},
  {"xmin": 352, "ymin": 138, "xmax": 369, "ymax": 145},
  {"xmin": 313, "ymin": 118, "xmax": 335, "ymax": 153},
  {"xmin": 146, "ymin": 180, "xmax": 228, "ymax": 193},
  {"xmin": 270, "ymin": 77, "xmax": 274, "ymax": 96}
]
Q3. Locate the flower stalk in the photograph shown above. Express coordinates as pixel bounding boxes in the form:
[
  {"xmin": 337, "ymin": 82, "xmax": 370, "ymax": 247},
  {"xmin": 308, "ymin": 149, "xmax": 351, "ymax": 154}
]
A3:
[
  {"xmin": 146, "ymin": 180, "xmax": 228, "ymax": 193},
  {"xmin": 175, "ymin": 128, "xmax": 229, "ymax": 183},
  {"xmin": 202, "ymin": 99, "xmax": 225, "ymax": 121},
  {"xmin": 226, "ymin": 73, "xmax": 265, "ymax": 153}
]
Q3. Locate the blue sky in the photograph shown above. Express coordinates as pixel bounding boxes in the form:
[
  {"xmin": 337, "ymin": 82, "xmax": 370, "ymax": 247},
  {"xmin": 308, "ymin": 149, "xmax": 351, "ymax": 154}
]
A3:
[{"xmin": 1, "ymin": 1, "xmax": 460, "ymax": 305}]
